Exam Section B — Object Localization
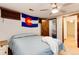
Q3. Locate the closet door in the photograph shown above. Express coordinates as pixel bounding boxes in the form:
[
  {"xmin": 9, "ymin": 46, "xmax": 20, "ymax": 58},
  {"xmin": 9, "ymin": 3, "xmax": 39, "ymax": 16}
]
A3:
[{"xmin": 41, "ymin": 19, "xmax": 49, "ymax": 36}]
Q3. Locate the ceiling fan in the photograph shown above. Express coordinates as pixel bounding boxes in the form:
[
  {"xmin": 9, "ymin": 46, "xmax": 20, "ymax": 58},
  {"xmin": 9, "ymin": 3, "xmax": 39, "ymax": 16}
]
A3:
[
  {"xmin": 40, "ymin": 3, "xmax": 72, "ymax": 15},
  {"xmin": 29, "ymin": 3, "xmax": 72, "ymax": 16},
  {"xmin": 40, "ymin": 3, "xmax": 58, "ymax": 12}
]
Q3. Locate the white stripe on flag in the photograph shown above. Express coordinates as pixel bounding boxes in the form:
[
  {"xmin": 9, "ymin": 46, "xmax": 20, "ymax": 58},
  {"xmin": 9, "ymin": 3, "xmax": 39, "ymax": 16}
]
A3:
[{"xmin": 21, "ymin": 18, "xmax": 38, "ymax": 24}]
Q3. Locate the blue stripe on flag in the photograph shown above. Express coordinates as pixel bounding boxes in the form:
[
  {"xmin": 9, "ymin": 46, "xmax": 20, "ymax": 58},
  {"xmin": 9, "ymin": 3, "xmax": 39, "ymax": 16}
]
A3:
[
  {"xmin": 22, "ymin": 13, "xmax": 38, "ymax": 20},
  {"xmin": 22, "ymin": 22, "xmax": 38, "ymax": 27}
]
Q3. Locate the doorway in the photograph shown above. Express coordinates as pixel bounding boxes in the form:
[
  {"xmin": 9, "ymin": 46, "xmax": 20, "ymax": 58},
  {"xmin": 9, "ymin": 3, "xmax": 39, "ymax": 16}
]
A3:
[
  {"xmin": 63, "ymin": 15, "xmax": 79, "ymax": 54},
  {"xmin": 64, "ymin": 16, "xmax": 77, "ymax": 47},
  {"xmin": 64, "ymin": 17, "xmax": 77, "ymax": 48}
]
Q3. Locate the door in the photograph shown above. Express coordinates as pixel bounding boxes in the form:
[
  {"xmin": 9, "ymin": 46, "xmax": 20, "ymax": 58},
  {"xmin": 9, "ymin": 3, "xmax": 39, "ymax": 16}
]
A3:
[
  {"xmin": 67, "ymin": 21, "xmax": 75, "ymax": 38},
  {"xmin": 41, "ymin": 19, "xmax": 49, "ymax": 36}
]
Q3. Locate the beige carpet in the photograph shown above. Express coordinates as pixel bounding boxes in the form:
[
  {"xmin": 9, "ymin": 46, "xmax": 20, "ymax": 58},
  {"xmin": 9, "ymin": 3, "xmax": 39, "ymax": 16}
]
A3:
[{"xmin": 62, "ymin": 36, "xmax": 79, "ymax": 55}]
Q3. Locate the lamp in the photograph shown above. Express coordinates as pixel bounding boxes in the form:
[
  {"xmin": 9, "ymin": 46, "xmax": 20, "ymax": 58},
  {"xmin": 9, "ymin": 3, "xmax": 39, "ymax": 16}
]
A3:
[
  {"xmin": 51, "ymin": 8, "xmax": 59, "ymax": 13},
  {"xmin": 51, "ymin": 3, "xmax": 59, "ymax": 13}
]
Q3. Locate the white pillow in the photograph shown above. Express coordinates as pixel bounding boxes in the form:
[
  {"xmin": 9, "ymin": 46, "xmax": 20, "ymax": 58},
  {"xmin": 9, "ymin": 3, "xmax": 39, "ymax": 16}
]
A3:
[{"xmin": 42, "ymin": 36, "xmax": 59, "ymax": 55}]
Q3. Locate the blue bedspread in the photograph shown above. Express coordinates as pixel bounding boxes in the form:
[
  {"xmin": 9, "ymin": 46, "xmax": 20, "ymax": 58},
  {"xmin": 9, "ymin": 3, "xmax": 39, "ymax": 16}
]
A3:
[
  {"xmin": 9, "ymin": 35, "xmax": 64, "ymax": 55},
  {"xmin": 9, "ymin": 36, "xmax": 54, "ymax": 55}
]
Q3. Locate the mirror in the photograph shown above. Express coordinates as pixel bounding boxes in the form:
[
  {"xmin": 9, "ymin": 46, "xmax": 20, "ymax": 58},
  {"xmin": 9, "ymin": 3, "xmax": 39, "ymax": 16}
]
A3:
[{"xmin": 49, "ymin": 18, "xmax": 57, "ymax": 38}]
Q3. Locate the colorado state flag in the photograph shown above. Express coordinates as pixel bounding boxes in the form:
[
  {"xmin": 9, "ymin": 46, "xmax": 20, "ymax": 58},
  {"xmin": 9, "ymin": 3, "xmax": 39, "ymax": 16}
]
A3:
[{"xmin": 21, "ymin": 13, "xmax": 39, "ymax": 27}]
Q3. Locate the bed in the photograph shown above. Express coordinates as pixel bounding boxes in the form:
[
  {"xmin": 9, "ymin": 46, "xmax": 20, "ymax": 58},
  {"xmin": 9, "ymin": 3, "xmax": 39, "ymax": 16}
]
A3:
[{"xmin": 9, "ymin": 33, "xmax": 64, "ymax": 55}]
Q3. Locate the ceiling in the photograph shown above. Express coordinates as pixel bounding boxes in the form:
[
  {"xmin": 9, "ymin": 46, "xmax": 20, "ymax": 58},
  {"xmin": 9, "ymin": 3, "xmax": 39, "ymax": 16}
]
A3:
[{"xmin": 0, "ymin": 3, "xmax": 79, "ymax": 18}]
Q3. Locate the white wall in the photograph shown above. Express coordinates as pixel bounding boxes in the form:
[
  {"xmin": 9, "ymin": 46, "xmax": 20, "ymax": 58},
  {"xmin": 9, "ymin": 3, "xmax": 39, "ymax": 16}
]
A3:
[
  {"xmin": 0, "ymin": 18, "xmax": 41, "ymax": 40},
  {"xmin": 64, "ymin": 18, "xmax": 67, "ymax": 39},
  {"xmin": 75, "ymin": 15, "xmax": 77, "ymax": 44},
  {"xmin": 49, "ymin": 20, "xmax": 53, "ymax": 36},
  {"xmin": 57, "ymin": 16, "xmax": 63, "ymax": 42}
]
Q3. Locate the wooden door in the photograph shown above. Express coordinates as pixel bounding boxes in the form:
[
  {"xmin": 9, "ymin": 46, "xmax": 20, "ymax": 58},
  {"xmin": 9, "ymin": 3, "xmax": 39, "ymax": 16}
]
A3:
[{"xmin": 41, "ymin": 19, "xmax": 49, "ymax": 36}]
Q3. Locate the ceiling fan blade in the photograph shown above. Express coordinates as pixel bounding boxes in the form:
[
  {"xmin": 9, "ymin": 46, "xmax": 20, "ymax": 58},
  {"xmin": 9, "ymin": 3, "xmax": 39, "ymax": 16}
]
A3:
[
  {"xmin": 59, "ymin": 9, "xmax": 67, "ymax": 14},
  {"xmin": 40, "ymin": 9, "xmax": 49, "ymax": 11},
  {"xmin": 63, "ymin": 3, "xmax": 72, "ymax": 7}
]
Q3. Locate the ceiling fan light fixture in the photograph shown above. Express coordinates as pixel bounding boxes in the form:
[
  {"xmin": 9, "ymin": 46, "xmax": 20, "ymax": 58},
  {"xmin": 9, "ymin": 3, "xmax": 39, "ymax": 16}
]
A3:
[
  {"xmin": 51, "ymin": 8, "xmax": 59, "ymax": 13},
  {"xmin": 51, "ymin": 3, "xmax": 57, "ymax": 8}
]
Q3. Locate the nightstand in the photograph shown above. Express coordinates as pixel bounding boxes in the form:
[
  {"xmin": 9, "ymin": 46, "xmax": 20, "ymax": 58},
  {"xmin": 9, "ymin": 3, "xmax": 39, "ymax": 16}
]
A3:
[{"xmin": 0, "ymin": 40, "xmax": 8, "ymax": 55}]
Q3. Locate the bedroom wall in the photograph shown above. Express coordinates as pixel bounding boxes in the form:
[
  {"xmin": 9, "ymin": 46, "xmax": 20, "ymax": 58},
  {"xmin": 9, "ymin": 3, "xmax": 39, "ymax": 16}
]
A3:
[
  {"xmin": 64, "ymin": 18, "xmax": 67, "ymax": 39},
  {"xmin": 0, "ymin": 9, "xmax": 41, "ymax": 40},
  {"xmin": 49, "ymin": 20, "xmax": 53, "ymax": 36},
  {"xmin": 0, "ymin": 18, "xmax": 41, "ymax": 40},
  {"xmin": 57, "ymin": 16, "xmax": 63, "ymax": 42}
]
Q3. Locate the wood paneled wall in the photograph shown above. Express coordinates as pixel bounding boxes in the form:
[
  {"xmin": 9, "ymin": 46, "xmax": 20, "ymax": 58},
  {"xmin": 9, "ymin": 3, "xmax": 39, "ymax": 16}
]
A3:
[
  {"xmin": 77, "ymin": 15, "xmax": 79, "ymax": 47},
  {"xmin": 0, "ymin": 7, "xmax": 20, "ymax": 20}
]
